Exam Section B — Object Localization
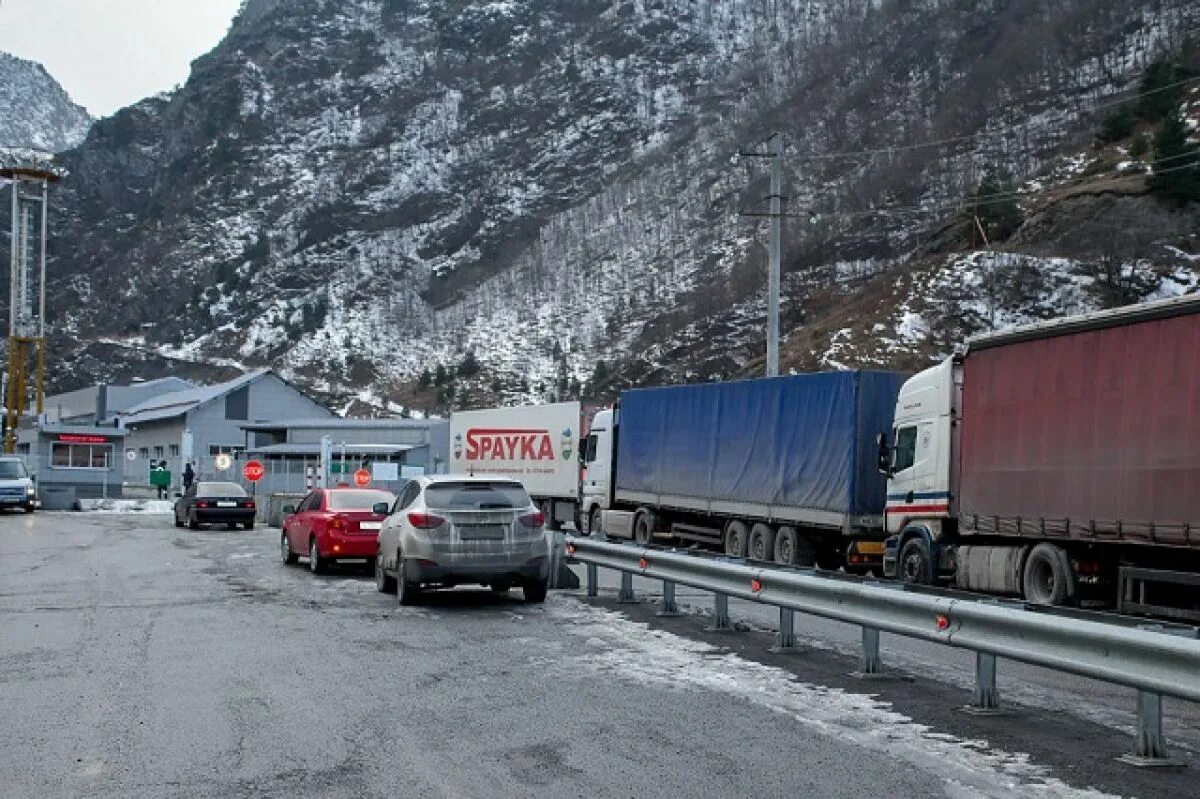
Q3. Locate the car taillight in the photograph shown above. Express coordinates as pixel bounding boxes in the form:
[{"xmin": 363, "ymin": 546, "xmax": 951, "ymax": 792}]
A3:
[
  {"xmin": 329, "ymin": 514, "xmax": 347, "ymax": 532},
  {"xmin": 197, "ymin": 501, "xmax": 209, "ymax": 509},
  {"xmin": 407, "ymin": 512, "xmax": 445, "ymax": 530},
  {"xmin": 518, "ymin": 511, "xmax": 545, "ymax": 528},
  {"xmin": 242, "ymin": 501, "xmax": 255, "ymax": 509}
]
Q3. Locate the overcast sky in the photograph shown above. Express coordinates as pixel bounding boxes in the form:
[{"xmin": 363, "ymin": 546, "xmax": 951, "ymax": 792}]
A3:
[{"xmin": 0, "ymin": 0, "xmax": 244, "ymax": 117}]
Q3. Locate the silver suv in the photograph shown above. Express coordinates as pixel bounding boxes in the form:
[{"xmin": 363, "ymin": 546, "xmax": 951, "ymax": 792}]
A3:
[
  {"xmin": 374, "ymin": 475, "xmax": 549, "ymax": 605},
  {"xmin": 0, "ymin": 457, "xmax": 36, "ymax": 513}
]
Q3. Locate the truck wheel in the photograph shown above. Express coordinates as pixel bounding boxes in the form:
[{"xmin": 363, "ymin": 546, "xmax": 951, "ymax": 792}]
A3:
[
  {"xmin": 748, "ymin": 523, "xmax": 776, "ymax": 562},
  {"xmin": 897, "ymin": 537, "xmax": 933, "ymax": 585},
  {"xmin": 723, "ymin": 520, "xmax": 749, "ymax": 558},
  {"xmin": 1022, "ymin": 543, "xmax": 1075, "ymax": 606},
  {"xmin": 633, "ymin": 509, "xmax": 657, "ymax": 545},
  {"xmin": 774, "ymin": 526, "xmax": 815, "ymax": 567}
]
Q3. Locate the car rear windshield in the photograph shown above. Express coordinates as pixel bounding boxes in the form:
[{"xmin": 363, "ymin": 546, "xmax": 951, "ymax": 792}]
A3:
[
  {"xmin": 198, "ymin": 482, "xmax": 247, "ymax": 498},
  {"xmin": 328, "ymin": 490, "xmax": 396, "ymax": 511},
  {"xmin": 424, "ymin": 481, "xmax": 531, "ymax": 510},
  {"xmin": 0, "ymin": 460, "xmax": 28, "ymax": 479}
]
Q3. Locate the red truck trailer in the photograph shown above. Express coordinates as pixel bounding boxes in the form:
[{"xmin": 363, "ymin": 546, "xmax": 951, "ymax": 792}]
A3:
[{"xmin": 881, "ymin": 293, "xmax": 1200, "ymax": 619}]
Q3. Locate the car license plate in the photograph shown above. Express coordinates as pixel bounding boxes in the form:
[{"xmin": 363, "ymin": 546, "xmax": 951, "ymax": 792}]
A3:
[
  {"xmin": 216, "ymin": 501, "xmax": 237, "ymax": 507},
  {"xmin": 359, "ymin": 521, "xmax": 382, "ymax": 531},
  {"xmin": 459, "ymin": 525, "xmax": 505, "ymax": 540}
]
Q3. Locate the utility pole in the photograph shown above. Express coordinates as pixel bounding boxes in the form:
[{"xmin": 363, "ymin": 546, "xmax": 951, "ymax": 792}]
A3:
[
  {"xmin": 739, "ymin": 133, "xmax": 786, "ymax": 377},
  {"xmin": 767, "ymin": 133, "xmax": 783, "ymax": 377}
]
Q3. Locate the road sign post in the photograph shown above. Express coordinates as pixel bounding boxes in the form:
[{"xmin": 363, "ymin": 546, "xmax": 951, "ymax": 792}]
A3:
[{"xmin": 353, "ymin": 468, "xmax": 371, "ymax": 487}]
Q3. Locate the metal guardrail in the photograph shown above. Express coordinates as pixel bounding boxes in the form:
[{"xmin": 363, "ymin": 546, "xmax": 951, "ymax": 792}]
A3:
[{"xmin": 565, "ymin": 536, "xmax": 1200, "ymax": 765}]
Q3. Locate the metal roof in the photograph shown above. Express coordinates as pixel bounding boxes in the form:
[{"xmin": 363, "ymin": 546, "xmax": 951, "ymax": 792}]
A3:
[
  {"xmin": 241, "ymin": 418, "xmax": 445, "ymax": 431},
  {"xmin": 120, "ymin": 370, "xmax": 271, "ymax": 425},
  {"xmin": 247, "ymin": 443, "xmax": 416, "ymax": 457}
]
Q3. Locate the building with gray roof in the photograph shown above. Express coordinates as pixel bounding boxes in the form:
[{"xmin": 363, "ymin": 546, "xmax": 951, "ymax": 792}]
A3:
[{"xmin": 118, "ymin": 369, "xmax": 334, "ymax": 486}]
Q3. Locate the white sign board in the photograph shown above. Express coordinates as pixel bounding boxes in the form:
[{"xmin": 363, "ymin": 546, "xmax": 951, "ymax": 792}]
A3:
[
  {"xmin": 400, "ymin": 465, "xmax": 425, "ymax": 480},
  {"xmin": 372, "ymin": 462, "xmax": 399, "ymax": 482},
  {"xmin": 125, "ymin": 449, "xmax": 137, "ymax": 461},
  {"xmin": 214, "ymin": 453, "xmax": 233, "ymax": 471},
  {"xmin": 449, "ymin": 402, "xmax": 580, "ymax": 499}
]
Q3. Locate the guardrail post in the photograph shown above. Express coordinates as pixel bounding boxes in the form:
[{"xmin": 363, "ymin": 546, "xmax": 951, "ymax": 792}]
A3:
[
  {"xmin": 708, "ymin": 592, "xmax": 732, "ymax": 631},
  {"xmin": 968, "ymin": 652, "xmax": 1000, "ymax": 712},
  {"xmin": 586, "ymin": 563, "xmax": 598, "ymax": 598},
  {"xmin": 858, "ymin": 627, "xmax": 881, "ymax": 676},
  {"xmin": 658, "ymin": 580, "xmax": 679, "ymax": 615},
  {"xmin": 617, "ymin": 571, "xmax": 636, "ymax": 603},
  {"xmin": 1128, "ymin": 691, "xmax": 1166, "ymax": 758},
  {"xmin": 773, "ymin": 607, "xmax": 797, "ymax": 651}
]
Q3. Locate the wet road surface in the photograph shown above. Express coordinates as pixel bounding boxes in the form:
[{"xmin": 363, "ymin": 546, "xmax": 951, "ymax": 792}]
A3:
[{"xmin": 1, "ymin": 513, "xmax": 1195, "ymax": 798}]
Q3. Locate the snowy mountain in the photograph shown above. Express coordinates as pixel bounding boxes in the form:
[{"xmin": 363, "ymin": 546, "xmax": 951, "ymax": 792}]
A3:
[
  {"xmin": 0, "ymin": 52, "xmax": 92, "ymax": 152},
  {"xmin": 43, "ymin": 0, "xmax": 1200, "ymax": 411}
]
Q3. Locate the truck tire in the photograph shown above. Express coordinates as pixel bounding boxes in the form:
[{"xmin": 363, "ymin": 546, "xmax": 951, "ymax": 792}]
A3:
[
  {"xmin": 897, "ymin": 537, "xmax": 933, "ymax": 585},
  {"xmin": 748, "ymin": 523, "xmax": 776, "ymax": 562},
  {"xmin": 723, "ymin": 520, "xmax": 749, "ymax": 558},
  {"xmin": 774, "ymin": 526, "xmax": 815, "ymax": 567},
  {"xmin": 1022, "ymin": 543, "xmax": 1075, "ymax": 606},
  {"xmin": 586, "ymin": 507, "xmax": 601, "ymax": 538},
  {"xmin": 633, "ymin": 509, "xmax": 657, "ymax": 545}
]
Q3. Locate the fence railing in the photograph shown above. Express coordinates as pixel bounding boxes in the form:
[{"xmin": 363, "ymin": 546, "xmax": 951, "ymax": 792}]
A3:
[{"xmin": 565, "ymin": 536, "xmax": 1200, "ymax": 765}]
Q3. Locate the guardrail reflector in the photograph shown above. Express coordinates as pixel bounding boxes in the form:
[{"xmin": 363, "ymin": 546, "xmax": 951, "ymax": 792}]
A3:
[
  {"xmin": 751, "ymin": 579, "xmax": 763, "ymax": 593},
  {"xmin": 936, "ymin": 615, "xmax": 951, "ymax": 631},
  {"xmin": 638, "ymin": 557, "xmax": 649, "ymax": 570},
  {"xmin": 566, "ymin": 543, "xmax": 576, "ymax": 556}
]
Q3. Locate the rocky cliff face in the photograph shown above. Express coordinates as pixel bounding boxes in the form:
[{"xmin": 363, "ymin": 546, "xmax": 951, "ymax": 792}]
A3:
[
  {"xmin": 43, "ymin": 0, "xmax": 1200, "ymax": 410},
  {"xmin": 0, "ymin": 52, "xmax": 92, "ymax": 152}
]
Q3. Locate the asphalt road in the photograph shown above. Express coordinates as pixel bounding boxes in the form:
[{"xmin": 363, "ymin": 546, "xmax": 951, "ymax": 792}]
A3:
[{"xmin": 0, "ymin": 513, "xmax": 1195, "ymax": 798}]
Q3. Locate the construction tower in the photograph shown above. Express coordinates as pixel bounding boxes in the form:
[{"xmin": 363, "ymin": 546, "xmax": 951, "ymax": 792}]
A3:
[{"xmin": 2, "ymin": 165, "xmax": 58, "ymax": 453}]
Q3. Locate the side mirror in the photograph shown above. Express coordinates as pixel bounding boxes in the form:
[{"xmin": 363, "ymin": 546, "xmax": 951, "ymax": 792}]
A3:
[
  {"xmin": 372, "ymin": 502, "xmax": 390, "ymax": 516},
  {"xmin": 282, "ymin": 504, "xmax": 296, "ymax": 515},
  {"xmin": 875, "ymin": 433, "xmax": 893, "ymax": 477}
]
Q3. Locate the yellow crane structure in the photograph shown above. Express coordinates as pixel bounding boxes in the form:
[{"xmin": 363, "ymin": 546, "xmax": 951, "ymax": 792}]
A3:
[{"xmin": 2, "ymin": 166, "xmax": 58, "ymax": 454}]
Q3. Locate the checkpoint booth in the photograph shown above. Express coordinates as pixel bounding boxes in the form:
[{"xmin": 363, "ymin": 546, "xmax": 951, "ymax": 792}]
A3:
[{"xmin": 25, "ymin": 421, "xmax": 128, "ymax": 508}]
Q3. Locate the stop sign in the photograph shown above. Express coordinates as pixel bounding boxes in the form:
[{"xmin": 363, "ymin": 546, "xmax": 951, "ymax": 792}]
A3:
[
  {"xmin": 353, "ymin": 468, "xmax": 371, "ymax": 487},
  {"xmin": 243, "ymin": 460, "xmax": 265, "ymax": 482}
]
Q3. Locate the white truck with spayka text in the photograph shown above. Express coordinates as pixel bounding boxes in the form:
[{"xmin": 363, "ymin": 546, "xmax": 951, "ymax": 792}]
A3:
[{"xmin": 449, "ymin": 402, "xmax": 583, "ymax": 531}]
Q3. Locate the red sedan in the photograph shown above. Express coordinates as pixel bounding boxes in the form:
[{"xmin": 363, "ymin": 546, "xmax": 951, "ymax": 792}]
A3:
[{"xmin": 280, "ymin": 487, "xmax": 396, "ymax": 574}]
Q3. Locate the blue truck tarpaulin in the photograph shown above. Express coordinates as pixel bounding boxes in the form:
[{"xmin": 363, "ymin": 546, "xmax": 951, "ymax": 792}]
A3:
[{"xmin": 615, "ymin": 371, "xmax": 909, "ymax": 518}]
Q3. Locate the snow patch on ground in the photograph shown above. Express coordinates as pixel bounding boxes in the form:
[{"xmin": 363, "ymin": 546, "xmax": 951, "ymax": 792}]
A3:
[
  {"xmin": 76, "ymin": 499, "xmax": 174, "ymax": 514},
  {"xmin": 546, "ymin": 599, "xmax": 1114, "ymax": 799}
]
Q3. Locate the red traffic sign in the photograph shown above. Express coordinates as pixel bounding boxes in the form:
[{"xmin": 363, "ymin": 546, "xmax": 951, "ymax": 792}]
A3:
[
  {"xmin": 353, "ymin": 468, "xmax": 371, "ymax": 487},
  {"xmin": 243, "ymin": 460, "xmax": 266, "ymax": 482}
]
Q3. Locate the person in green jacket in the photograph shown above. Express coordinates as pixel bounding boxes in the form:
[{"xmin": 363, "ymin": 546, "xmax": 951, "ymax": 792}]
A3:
[{"xmin": 150, "ymin": 460, "xmax": 172, "ymax": 499}]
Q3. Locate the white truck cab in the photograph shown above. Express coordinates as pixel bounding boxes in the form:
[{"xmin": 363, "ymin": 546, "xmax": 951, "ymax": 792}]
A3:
[
  {"xmin": 579, "ymin": 408, "xmax": 614, "ymax": 535},
  {"xmin": 880, "ymin": 357, "xmax": 959, "ymax": 580}
]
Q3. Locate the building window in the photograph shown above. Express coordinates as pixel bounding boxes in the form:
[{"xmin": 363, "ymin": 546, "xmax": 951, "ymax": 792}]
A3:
[
  {"xmin": 169, "ymin": 444, "xmax": 180, "ymax": 457},
  {"xmin": 153, "ymin": 446, "xmax": 164, "ymax": 459},
  {"xmin": 209, "ymin": 444, "xmax": 245, "ymax": 456},
  {"xmin": 52, "ymin": 443, "xmax": 114, "ymax": 470},
  {"xmin": 138, "ymin": 447, "xmax": 149, "ymax": 459}
]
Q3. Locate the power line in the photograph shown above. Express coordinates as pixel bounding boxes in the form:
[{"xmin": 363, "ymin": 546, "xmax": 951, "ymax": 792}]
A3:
[{"xmin": 791, "ymin": 75, "xmax": 1200, "ymax": 162}]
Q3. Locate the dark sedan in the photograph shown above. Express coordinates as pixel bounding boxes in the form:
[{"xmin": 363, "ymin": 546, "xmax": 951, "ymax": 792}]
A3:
[{"xmin": 174, "ymin": 481, "xmax": 256, "ymax": 530}]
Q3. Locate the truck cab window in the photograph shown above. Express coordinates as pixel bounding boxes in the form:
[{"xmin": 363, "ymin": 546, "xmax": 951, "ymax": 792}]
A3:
[
  {"xmin": 584, "ymin": 434, "xmax": 598, "ymax": 463},
  {"xmin": 894, "ymin": 426, "xmax": 918, "ymax": 472}
]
